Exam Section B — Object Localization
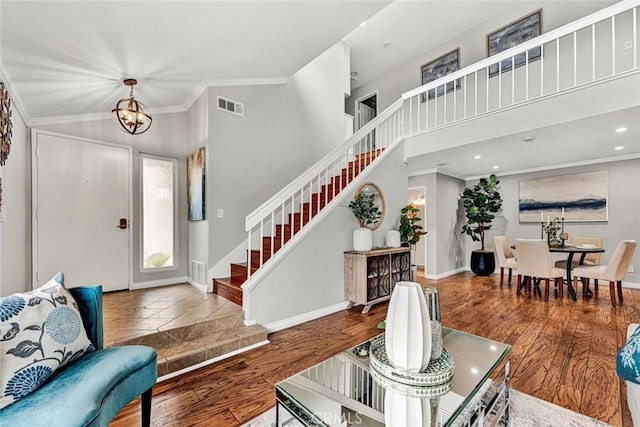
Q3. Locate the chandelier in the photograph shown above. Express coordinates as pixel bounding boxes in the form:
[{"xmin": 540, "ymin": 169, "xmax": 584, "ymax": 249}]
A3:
[{"xmin": 112, "ymin": 79, "xmax": 152, "ymax": 135}]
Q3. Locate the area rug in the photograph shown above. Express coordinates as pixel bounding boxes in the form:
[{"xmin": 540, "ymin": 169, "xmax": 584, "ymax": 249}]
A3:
[{"xmin": 243, "ymin": 388, "xmax": 611, "ymax": 426}]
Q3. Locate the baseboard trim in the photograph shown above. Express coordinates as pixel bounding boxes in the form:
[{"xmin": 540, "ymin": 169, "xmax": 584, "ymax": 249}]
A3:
[
  {"xmin": 131, "ymin": 276, "xmax": 190, "ymax": 290},
  {"xmin": 156, "ymin": 339, "xmax": 270, "ymax": 383},
  {"xmin": 263, "ymin": 301, "xmax": 351, "ymax": 333},
  {"xmin": 424, "ymin": 267, "xmax": 467, "ymax": 280},
  {"xmin": 188, "ymin": 280, "xmax": 211, "ymax": 293},
  {"xmin": 622, "ymin": 281, "xmax": 640, "ymax": 289}
]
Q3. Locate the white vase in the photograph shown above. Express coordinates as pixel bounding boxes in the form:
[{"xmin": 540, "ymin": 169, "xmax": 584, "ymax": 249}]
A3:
[
  {"xmin": 386, "ymin": 230, "xmax": 401, "ymax": 248},
  {"xmin": 353, "ymin": 227, "xmax": 373, "ymax": 251},
  {"xmin": 385, "ymin": 281, "xmax": 432, "ymax": 372},
  {"xmin": 384, "ymin": 389, "xmax": 437, "ymax": 427}
]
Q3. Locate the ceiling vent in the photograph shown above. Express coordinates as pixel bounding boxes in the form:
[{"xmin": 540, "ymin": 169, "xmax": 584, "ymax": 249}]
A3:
[{"xmin": 217, "ymin": 96, "xmax": 244, "ymax": 116}]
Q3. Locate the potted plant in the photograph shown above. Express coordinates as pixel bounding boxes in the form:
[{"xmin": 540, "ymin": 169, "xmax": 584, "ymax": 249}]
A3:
[
  {"xmin": 399, "ymin": 204, "xmax": 426, "ymax": 247},
  {"xmin": 349, "ymin": 191, "xmax": 382, "ymax": 251},
  {"xmin": 399, "ymin": 204, "xmax": 427, "ymax": 279},
  {"xmin": 460, "ymin": 174, "xmax": 503, "ymax": 276}
]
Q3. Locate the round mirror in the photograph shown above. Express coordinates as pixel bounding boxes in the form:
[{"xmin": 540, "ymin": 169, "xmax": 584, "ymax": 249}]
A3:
[{"xmin": 355, "ymin": 182, "xmax": 385, "ymax": 230}]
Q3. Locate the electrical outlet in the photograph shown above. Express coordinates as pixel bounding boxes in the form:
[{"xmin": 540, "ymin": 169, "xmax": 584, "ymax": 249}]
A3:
[
  {"xmin": 629, "ymin": 264, "xmax": 635, "ymax": 273},
  {"xmin": 624, "ymin": 40, "xmax": 633, "ymax": 51},
  {"xmin": 217, "ymin": 208, "xmax": 224, "ymax": 219}
]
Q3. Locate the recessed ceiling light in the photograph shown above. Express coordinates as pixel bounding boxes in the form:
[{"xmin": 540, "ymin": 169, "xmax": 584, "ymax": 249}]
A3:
[
  {"xmin": 383, "ymin": 41, "xmax": 391, "ymax": 47},
  {"xmin": 492, "ymin": 165, "xmax": 500, "ymax": 170},
  {"xmin": 474, "ymin": 155, "xmax": 482, "ymax": 160},
  {"xmin": 523, "ymin": 136, "xmax": 535, "ymax": 142},
  {"xmin": 615, "ymin": 145, "xmax": 625, "ymax": 151},
  {"xmin": 616, "ymin": 127, "xmax": 628, "ymax": 133},
  {"xmin": 359, "ymin": 21, "xmax": 367, "ymax": 27}
]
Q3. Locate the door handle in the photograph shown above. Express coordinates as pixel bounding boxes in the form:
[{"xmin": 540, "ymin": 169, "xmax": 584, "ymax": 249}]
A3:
[{"xmin": 117, "ymin": 218, "xmax": 128, "ymax": 229}]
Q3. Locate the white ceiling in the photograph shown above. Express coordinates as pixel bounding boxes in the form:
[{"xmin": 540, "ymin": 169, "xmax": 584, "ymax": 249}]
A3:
[
  {"xmin": 0, "ymin": 0, "xmax": 391, "ymax": 122},
  {"xmin": 409, "ymin": 106, "xmax": 640, "ymax": 179}
]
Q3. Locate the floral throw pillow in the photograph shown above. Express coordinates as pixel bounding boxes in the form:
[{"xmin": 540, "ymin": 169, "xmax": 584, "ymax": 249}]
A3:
[
  {"xmin": 0, "ymin": 272, "xmax": 95, "ymax": 409},
  {"xmin": 617, "ymin": 326, "xmax": 640, "ymax": 384}
]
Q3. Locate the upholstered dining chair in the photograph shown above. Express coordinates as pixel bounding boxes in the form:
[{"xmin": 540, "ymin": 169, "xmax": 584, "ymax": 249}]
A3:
[
  {"xmin": 555, "ymin": 236, "xmax": 604, "ymax": 291},
  {"xmin": 572, "ymin": 240, "xmax": 637, "ymax": 306},
  {"xmin": 515, "ymin": 238, "xmax": 565, "ymax": 301},
  {"xmin": 555, "ymin": 236, "xmax": 604, "ymax": 267},
  {"xmin": 494, "ymin": 236, "xmax": 517, "ymax": 286}
]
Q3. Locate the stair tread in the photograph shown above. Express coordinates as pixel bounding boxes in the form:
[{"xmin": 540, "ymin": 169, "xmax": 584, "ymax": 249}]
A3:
[{"xmin": 214, "ymin": 277, "xmax": 241, "ymax": 289}]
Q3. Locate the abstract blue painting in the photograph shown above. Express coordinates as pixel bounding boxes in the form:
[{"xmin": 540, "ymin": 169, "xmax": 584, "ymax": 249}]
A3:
[{"xmin": 519, "ymin": 170, "xmax": 608, "ymax": 222}]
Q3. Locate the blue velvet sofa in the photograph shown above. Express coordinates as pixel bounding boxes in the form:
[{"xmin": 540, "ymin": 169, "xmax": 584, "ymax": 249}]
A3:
[{"xmin": 0, "ymin": 285, "xmax": 158, "ymax": 426}]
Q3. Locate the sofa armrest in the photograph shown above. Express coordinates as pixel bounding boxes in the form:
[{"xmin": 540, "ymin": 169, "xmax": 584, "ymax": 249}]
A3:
[{"xmin": 69, "ymin": 285, "xmax": 104, "ymax": 350}]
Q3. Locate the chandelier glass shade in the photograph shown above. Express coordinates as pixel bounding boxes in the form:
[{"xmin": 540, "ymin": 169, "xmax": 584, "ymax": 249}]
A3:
[{"xmin": 112, "ymin": 79, "xmax": 152, "ymax": 135}]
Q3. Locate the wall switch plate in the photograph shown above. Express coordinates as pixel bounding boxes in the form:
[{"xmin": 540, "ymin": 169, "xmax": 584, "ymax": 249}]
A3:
[
  {"xmin": 624, "ymin": 40, "xmax": 633, "ymax": 50},
  {"xmin": 629, "ymin": 264, "xmax": 635, "ymax": 273},
  {"xmin": 217, "ymin": 208, "xmax": 224, "ymax": 219}
]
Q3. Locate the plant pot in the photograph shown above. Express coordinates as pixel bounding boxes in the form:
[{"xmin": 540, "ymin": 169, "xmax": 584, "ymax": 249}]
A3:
[
  {"xmin": 386, "ymin": 230, "xmax": 401, "ymax": 248},
  {"xmin": 470, "ymin": 250, "xmax": 495, "ymax": 276},
  {"xmin": 353, "ymin": 227, "xmax": 373, "ymax": 251}
]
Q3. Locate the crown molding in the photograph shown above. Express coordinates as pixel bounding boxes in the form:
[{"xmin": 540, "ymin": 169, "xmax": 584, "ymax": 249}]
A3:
[
  {"xmin": 180, "ymin": 77, "xmax": 289, "ymax": 111},
  {"xmin": 4, "ymin": 70, "xmax": 290, "ymax": 127}
]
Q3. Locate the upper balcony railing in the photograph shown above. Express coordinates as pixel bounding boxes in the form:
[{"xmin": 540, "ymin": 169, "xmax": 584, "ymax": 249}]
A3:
[
  {"xmin": 402, "ymin": 0, "xmax": 639, "ymax": 136},
  {"xmin": 243, "ymin": 0, "xmax": 639, "ymax": 288}
]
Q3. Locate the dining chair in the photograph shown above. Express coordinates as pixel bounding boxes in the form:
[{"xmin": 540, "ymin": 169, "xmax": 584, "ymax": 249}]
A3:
[
  {"xmin": 494, "ymin": 236, "xmax": 517, "ymax": 286},
  {"xmin": 555, "ymin": 236, "xmax": 603, "ymax": 292},
  {"xmin": 555, "ymin": 236, "xmax": 604, "ymax": 267},
  {"xmin": 515, "ymin": 238, "xmax": 565, "ymax": 301},
  {"xmin": 572, "ymin": 240, "xmax": 637, "ymax": 306}
]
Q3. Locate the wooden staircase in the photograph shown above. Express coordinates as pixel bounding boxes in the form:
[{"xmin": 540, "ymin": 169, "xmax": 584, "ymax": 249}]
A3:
[{"xmin": 213, "ymin": 149, "xmax": 383, "ymax": 305}]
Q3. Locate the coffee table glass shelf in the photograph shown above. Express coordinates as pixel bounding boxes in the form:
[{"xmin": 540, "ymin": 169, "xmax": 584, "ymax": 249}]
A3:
[{"xmin": 275, "ymin": 327, "xmax": 510, "ymax": 426}]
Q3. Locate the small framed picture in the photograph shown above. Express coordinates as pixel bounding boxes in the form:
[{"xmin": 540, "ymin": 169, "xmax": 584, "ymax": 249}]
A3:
[
  {"xmin": 487, "ymin": 9, "xmax": 542, "ymax": 77},
  {"xmin": 420, "ymin": 48, "xmax": 461, "ymax": 102}
]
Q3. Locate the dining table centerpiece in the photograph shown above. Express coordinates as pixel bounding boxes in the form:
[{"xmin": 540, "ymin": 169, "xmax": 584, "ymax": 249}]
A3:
[{"xmin": 543, "ymin": 217, "xmax": 563, "ymax": 247}]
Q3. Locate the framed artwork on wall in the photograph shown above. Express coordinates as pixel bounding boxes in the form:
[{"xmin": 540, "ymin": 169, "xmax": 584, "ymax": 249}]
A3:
[
  {"xmin": 187, "ymin": 147, "xmax": 206, "ymax": 221},
  {"xmin": 487, "ymin": 9, "xmax": 542, "ymax": 77},
  {"xmin": 420, "ymin": 48, "xmax": 461, "ymax": 102},
  {"xmin": 518, "ymin": 170, "xmax": 608, "ymax": 222}
]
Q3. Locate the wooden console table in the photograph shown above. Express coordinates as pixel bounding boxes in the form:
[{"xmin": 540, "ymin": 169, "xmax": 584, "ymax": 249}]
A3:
[{"xmin": 344, "ymin": 247, "xmax": 411, "ymax": 314}]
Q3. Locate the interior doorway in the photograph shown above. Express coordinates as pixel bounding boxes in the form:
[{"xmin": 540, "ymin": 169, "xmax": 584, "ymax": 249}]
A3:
[
  {"xmin": 408, "ymin": 186, "xmax": 427, "ymax": 274},
  {"xmin": 354, "ymin": 92, "xmax": 377, "ymax": 131}
]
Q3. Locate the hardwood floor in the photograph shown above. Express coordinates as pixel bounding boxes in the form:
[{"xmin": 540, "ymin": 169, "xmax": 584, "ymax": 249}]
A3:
[{"xmin": 111, "ymin": 272, "xmax": 638, "ymax": 426}]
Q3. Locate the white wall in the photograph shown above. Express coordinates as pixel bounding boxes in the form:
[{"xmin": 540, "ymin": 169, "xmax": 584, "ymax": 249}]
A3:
[
  {"xmin": 39, "ymin": 112, "xmax": 191, "ymax": 284},
  {"xmin": 0, "ymin": 98, "xmax": 30, "ymax": 295},
  {"xmin": 186, "ymin": 92, "xmax": 209, "ymax": 288},
  {"xmin": 245, "ymin": 143, "xmax": 407, "ymax": 326},
  {"xmin": 207, "ymin": 42, "xmax": 352, "ymax": 270}
]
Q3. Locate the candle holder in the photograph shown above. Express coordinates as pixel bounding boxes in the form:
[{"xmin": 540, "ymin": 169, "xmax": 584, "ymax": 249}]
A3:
[{"xmin": 560, "ymin": 218, "xmax": 567, "ymax": 247}]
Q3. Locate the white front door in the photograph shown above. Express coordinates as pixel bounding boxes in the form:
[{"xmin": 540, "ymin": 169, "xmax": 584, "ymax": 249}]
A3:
[{"xmin": 32, "ymin": 130, "xmax": 131, "ymax": 292}]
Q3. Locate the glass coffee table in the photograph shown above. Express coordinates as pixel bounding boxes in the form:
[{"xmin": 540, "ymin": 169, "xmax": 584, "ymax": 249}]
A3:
[{"xmin": 275, "ymin": 327, "xmax": 510, "ymax": 426}]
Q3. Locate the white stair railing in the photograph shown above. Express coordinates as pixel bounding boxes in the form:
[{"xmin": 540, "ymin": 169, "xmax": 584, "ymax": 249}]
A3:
[
  {"xmin": 402, "ymin": 0, "xmax": 639, "ymax": 136},
  {"xmin": 245, "ymin": 99, "xmax": 404, "ymax": 280},
  {"xmin": 243, "ymin": 0, "xmax": 639, "ymax": 285}
]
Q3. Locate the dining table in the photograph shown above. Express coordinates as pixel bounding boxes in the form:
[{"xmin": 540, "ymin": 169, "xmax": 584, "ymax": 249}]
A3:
[{"xmin": 511, "ymin": 244, "xmax": 605, "ymax": 301}]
